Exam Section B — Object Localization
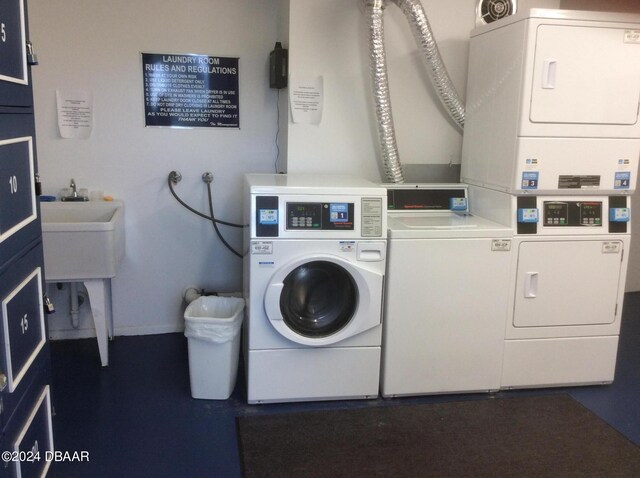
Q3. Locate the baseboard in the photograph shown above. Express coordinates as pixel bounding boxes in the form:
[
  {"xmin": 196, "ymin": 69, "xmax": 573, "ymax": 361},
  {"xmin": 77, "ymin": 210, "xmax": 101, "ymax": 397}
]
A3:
[
  {"xmin": 115, "ymin": 323, "xmax": 184, "ymax": 336},
  {"xmin": 49, "ymin": 323, "xmax": 184, "ymax": 340}
]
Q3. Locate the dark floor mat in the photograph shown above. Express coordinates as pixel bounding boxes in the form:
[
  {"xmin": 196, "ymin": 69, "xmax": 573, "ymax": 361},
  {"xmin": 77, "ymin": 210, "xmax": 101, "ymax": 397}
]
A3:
[{"xmin": 237, "ymin": 394, "xmax": 640, "ymax": 478}]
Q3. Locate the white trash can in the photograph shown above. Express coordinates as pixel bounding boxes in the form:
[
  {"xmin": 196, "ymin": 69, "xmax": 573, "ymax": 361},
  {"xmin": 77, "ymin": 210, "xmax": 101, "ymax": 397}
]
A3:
[{"xmin": 184, "ymin": 296, "xmax": 245, "ymax": 400}]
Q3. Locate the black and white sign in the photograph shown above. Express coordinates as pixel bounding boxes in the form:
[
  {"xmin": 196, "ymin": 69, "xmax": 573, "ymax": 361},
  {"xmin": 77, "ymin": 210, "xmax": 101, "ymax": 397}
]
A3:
[{"xmin": 142, "ymin": 53, "xmax": 239, "ymax": 128}]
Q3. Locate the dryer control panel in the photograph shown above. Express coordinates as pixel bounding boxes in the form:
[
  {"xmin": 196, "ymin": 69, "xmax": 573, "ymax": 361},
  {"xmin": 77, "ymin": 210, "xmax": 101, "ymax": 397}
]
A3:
[
  {"xmin": 543, "ymin": 201, "xmax": 602, "ymax": 227},
  {"xmin": 515, "ymin": 195, "xmax": 629, "ymax": 235}
]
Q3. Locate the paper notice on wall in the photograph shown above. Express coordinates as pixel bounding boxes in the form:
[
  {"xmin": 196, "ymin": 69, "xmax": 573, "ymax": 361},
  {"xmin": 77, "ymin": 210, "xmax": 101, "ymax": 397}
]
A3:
[
  {"xmin": 56, "ymin": 90, "xmax": 93, "ymax": 139},
  {"xmin": 289, "ymin": 76, "xmax": 323, "ymax": 125}
]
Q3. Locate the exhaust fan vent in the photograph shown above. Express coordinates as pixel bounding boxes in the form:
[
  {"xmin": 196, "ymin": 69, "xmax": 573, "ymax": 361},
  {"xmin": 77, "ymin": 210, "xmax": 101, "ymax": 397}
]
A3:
[{"xmin": 477, "ymin": 0, "xmax": 516, "ymax": 25}]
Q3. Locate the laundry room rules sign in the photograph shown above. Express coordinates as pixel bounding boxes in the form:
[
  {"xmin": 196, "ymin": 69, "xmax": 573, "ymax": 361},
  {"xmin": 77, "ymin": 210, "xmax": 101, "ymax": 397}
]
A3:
[{"xmin": 142, "ymin": 53, "xmax": 239, "ymax": 128}]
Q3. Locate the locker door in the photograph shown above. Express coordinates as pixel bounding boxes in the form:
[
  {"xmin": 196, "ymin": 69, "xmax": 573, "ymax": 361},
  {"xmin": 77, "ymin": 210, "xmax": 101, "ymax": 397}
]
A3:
[
  {"xmin": 514, "ymin": 240, "xmax": 623, "ymax": 328},
  {"xmin": 7, "ymin": 386, "xmax": 53, "ymax": 478},
  {"xmin": 0, "ymin": 247, "xmax": 46, "ymax": 395},
  {"xmin": 0, "ymin": 114, "xmax": 39, "ymax": 266},
  {"xmin": 0, "ymin": 0, "xmax": 33, "ymax": 108},
  {"xmin": 530, "ymin": 25, "xmax": 640, "ymax": 126}
]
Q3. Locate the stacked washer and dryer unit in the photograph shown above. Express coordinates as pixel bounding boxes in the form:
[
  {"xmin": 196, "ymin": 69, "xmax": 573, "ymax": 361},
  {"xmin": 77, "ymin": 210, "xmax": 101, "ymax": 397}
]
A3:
[
  {"xmin": 242, "ymin": 9, "xmax": 640, "ymax": 404},
  {"xmin": 462, "ymin": 9, "xmax": 640, "ymax": 389},
  {"xmin": 243, "ymin": 174, "xmax": 387, "ymax": 403}
]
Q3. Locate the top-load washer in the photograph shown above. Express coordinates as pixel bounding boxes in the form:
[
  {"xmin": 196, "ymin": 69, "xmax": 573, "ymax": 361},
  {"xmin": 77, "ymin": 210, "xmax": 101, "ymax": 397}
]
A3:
[
  {"xmin": 243, "ymin": 174, "xmax": 387, "ymax": 404},
  {"xmin": 381, "ymin": 184, "xmax": 513, "ymax": 397}
]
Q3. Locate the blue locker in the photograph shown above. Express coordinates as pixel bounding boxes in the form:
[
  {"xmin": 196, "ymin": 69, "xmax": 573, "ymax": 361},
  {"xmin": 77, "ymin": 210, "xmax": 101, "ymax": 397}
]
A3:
[
  {"xmin": 0, "ymin": 0, "xmax": 34, "ymax": 109},
  {"xmin": 0, "ymin": 1, "xmax": 52, "ymax": 475}
]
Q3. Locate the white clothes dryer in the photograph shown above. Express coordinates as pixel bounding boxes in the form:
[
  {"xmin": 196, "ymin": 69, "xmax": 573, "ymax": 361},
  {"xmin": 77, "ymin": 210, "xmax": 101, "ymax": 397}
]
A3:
[
  {"xmin": 381, "ymin": 185, "xmax": 513, "ymax": 397},
  {"xmin": 243, "ymin": 174, "xmax": 387, "ymax": 404},
  {"xmin": 470, "ymin": 185, "xmax": 631, "ymax": 389}
]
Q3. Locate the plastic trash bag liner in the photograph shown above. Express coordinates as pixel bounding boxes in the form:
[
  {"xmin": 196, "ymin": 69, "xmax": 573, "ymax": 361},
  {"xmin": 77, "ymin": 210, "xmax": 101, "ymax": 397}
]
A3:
[{"xmin": 184, "ymin": 296, "xmax": 244, "ymax": 344}]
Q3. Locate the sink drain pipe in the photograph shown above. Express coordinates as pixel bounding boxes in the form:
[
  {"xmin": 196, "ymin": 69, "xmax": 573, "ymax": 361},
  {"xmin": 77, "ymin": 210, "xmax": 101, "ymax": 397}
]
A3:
[
  {"xmin": 68, "ymin": 282, "xmax": 87, "ymax": 329},
  {"xmin": 70, "ymin": 282, "xmax": 80, "ymax": 329},
  {"xmin": 362, "ymin": 0, "xmax": 466, "ymax": 183}
]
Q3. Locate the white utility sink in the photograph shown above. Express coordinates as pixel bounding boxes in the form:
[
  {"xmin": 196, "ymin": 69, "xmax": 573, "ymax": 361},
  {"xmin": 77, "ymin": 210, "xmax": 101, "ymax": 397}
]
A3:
[{"xmin": 41, "ymin": 201, "xmax": 125, "ymax": 281}]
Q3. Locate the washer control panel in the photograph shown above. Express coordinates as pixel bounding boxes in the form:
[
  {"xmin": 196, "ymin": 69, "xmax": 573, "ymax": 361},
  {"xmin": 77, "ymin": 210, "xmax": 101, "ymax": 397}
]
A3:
[
  {"xmin": 286, "ymin": 202, "xmax": 354, "ymax": 230},
  {"xmin": 253, "ymin": 194, "xmax": 386, "ymax": 238}
]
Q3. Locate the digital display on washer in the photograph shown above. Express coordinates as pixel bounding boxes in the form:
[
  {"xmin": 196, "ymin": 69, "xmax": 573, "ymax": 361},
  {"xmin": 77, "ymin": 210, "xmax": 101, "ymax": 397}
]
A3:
[
  {"xmin": 287, "ymin": 203, "xmax": 322, "ymax": 229},
  {"xmin": 286, "ymin": 202, "xmax": 355, "ymax": 230},
  {"xmin": 329, "ymin": 203, "xmax": 349, "ymax": 223}
]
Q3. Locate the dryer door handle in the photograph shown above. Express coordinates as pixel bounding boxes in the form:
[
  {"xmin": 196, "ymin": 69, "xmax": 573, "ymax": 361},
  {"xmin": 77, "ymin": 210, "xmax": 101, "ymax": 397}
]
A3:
[
  {"xmin": 542, "ymin": 59, "xmax": 557, "ymax": 89},
  {"xmin": 524, "ymin": 272, "xmax": 538, "ymax": 298},
  {"xmin": 264, "ymin": 283, "xmax": 284, "ymax": 320}
]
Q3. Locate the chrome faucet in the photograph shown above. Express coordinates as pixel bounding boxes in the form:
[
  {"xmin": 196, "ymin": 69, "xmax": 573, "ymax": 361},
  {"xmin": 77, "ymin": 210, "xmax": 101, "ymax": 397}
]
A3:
[{"xmin": 61, "ymin": 178, "xmax": 89, "ymax": 201}]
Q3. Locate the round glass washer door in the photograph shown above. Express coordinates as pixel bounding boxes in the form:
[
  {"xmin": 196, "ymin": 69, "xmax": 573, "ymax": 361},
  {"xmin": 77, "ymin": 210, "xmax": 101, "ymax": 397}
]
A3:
[
  {"xmin": 263, "ymin": 254, "xmax": 382, "ymax": 347},
  {"xmin": 279, "ymin": 260, "xmax": 357, "ymax": 338}
]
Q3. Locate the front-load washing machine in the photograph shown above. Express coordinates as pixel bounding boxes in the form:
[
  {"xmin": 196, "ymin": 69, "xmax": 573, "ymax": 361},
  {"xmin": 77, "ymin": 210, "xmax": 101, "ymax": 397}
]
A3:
[
  {"xmin": 243, "ymin": 174, "xmax": 387, "ymax": 404},
  {"xmin": 381, "ymin": 184, "xmax": 513, "ymax": 397}
]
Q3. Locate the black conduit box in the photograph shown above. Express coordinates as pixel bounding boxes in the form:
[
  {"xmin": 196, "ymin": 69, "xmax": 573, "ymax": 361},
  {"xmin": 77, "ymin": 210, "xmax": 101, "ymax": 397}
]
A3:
[{"xmin": 270, "ymin": 42, "xmax": 288, "ymax": 89}]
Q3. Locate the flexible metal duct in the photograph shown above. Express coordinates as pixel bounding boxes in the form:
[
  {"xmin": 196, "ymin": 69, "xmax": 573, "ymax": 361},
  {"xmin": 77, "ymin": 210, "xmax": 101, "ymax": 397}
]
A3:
[
  {"xmin": 363, "ymin": 0, "xmax": 466, "ymax": 183},
  {"xmin": 391, "ymin": 0, "xmax": 466, "ymax": 129},
  {"xmin": 364, "ymin": 0, "xmax": 405, "ymax": 183}
]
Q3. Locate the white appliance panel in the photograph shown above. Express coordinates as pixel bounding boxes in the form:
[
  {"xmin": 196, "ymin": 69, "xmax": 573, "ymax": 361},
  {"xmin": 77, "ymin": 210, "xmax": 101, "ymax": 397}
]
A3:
[
  {"xmin": 514, "ymin": 138, "xmax": 639, "ymax": 193},
  {"xmin": 388, "ymin": 213, "xmax": 510, "ymax": 239},
  {"xmin": 461, "ymin": 10, "xmax": 640, "ymax": 194},
  {"xmin": 529, "ymin": 25, "xmax": 640, "ymax": 126},
  {"xmin": 502, "ymin": 336, "xmax": 619, "ymax": 388},
  {"xmin": 513, "ymin": 240, "xmax": 623, "ymax": 328},
  {"xmin": 382, "ymin": 232, "xmax": 512, "ymax": 396},
  {"xmin": 461, "ymin": 17, "xmax": 525, "ymax": 192},
  {"xmin": 247, "ymin": 347, "xmax": 380, "ymax": 404}
]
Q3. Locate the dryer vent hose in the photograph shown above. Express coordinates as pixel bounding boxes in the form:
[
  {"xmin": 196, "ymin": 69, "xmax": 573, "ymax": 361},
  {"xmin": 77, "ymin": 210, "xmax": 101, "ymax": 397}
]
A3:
[{"xmin": 362, "ymin": 0, "xmax": 466, "ymax": 184}]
